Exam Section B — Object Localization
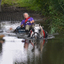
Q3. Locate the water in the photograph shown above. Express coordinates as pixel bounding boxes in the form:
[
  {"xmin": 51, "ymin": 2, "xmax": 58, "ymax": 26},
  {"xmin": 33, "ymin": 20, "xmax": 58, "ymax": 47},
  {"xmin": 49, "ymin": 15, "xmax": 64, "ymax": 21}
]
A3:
[{"xmin": 0, "ymin": 21, "xmax": 64, "ymax": 64}]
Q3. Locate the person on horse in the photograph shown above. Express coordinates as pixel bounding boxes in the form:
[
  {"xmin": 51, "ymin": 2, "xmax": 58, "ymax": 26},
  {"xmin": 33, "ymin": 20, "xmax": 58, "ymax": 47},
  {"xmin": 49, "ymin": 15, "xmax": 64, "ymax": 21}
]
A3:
[{"xmin": 21, "ymin": 13, "xmax": 35, "ymax": 33}]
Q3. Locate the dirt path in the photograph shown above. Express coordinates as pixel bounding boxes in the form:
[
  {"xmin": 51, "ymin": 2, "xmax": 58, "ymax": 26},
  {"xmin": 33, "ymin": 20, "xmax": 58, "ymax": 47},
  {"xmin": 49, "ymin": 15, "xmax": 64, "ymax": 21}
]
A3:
[{"xmin": 0, "ymin": 7, "xmax": 45, "ymax": 21}]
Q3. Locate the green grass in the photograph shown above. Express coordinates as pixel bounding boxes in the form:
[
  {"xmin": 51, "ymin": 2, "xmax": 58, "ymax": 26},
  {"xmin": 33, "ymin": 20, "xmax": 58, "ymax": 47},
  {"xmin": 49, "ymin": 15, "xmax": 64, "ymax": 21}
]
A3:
[{"xmin": 1, "ymin": 0, "xmax": 32, "ymax": 7}]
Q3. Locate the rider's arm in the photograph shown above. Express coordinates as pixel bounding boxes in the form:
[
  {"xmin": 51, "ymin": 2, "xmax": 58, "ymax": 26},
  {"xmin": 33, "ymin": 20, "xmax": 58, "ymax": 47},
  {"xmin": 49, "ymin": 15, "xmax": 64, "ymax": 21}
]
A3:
[
  {"xmin": 21, "ymin": 20, "xmax": 25, "ymax": 27},
  {"xmin": 21, "ymin": 24, "xmax": 24, "ymax": 27},
  {"xmin": 30, "ymin": 17, "xmax": 34, "ymax": 24},
  {"xmin": 30, "ymin": 20, "xmax": 34, "ymax": 23}
]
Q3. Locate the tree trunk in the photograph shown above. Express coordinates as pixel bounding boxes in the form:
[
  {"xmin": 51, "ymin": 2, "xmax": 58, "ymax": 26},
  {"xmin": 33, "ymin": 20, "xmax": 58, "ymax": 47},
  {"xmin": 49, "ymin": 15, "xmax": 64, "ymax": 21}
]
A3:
[{"xmin": 0, "ymin": 0, "xmax": 2, "ymax": 12}]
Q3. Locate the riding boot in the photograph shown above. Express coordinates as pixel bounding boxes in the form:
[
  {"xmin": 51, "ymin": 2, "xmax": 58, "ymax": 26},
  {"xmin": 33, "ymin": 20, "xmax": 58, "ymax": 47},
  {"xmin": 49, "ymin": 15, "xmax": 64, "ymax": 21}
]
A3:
[
  {"xmin": 28, "ymin": 32, "xmax": 30, "ymax": 37},
  {"xmin": 25, "ymin": 30, "xmax": 29, "ymax": 34}
]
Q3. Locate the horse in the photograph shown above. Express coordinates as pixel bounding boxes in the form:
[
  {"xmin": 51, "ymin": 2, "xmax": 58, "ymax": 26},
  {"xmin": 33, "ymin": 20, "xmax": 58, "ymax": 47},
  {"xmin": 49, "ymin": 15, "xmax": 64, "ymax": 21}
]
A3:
[
  {"xmin": 28, "ymin": 24, "xmax": 48, "ymax": 39},
  {"xmin": 14, "ymin": 24, "xmax": 48, "ymax": 39}
]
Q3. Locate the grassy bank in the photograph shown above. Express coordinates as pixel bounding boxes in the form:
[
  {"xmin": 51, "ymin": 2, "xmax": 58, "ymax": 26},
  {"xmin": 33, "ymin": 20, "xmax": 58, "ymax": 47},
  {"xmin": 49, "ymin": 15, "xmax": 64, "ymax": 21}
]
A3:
[
  {"xmin": 1, "ymin": 0, "xmax": 64, "ymax": 34},
  {"xmin": 1, "ymin": 0, "xmax": 32, "ymax": 7}
]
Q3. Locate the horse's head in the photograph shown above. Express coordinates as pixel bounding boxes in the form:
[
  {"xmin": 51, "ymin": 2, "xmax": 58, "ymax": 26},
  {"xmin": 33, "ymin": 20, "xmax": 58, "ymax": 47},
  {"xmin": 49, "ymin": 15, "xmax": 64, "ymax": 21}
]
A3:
[{"xmin": 33, "ymin": 24, "xmax": 41, "ymax": 38}]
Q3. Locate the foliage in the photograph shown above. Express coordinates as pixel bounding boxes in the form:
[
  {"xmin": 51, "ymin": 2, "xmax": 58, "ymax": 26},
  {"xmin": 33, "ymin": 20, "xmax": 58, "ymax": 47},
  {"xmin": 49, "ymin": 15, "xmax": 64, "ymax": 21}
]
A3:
[
  {"xmin": 33, "ymin": 0, "xmax": 64, "ymax": 34},
  {"xmin": 49, "ymin": 16, "xmax": 64, "ymax": 34},
  {"xmin": 1, "ymin": 0, "xmax": 64, "ymax": 34}
]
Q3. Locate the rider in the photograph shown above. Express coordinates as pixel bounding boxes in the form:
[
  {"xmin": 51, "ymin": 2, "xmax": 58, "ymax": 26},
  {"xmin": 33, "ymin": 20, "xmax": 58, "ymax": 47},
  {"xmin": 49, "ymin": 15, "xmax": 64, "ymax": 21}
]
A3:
[{"xmin": 21, "ymin": 13, "xmax": 35, "ymax": 33}]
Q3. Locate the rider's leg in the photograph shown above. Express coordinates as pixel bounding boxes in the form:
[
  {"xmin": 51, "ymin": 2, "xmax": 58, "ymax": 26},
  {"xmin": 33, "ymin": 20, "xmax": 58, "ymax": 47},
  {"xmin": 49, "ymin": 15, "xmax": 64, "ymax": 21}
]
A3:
[
  {"xmin": 32, "ymin": 24, "xmax": 34, "ymax": 28},
  {"xmin": 28, "ymin": 25, "xmax": 34, "ymax": 37},
  {"xmin": 14, "ymin": 26, "xmax": 21, "ymax": 33},
  {"xmin": 17, "ymin": 26, "xmax": 21, "ymax": 30},
  {"xmin": 25, "ymin": 25, "xmax": 30, "ymax": 33},
  {"xmin": 31, "ymin": 24, "xmax": 34, "ymax": 32}
]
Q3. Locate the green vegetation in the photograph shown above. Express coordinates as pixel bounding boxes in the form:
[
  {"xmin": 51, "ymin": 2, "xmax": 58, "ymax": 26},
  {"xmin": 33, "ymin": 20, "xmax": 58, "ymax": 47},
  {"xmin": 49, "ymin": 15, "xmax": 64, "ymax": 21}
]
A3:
[
  {"xmin": 1, "ymin": 0, "xmax": 32, "ymax": 7},
  {"xmin": 1, "ymin": 0, "xmax": 64, "ymax": 34}
]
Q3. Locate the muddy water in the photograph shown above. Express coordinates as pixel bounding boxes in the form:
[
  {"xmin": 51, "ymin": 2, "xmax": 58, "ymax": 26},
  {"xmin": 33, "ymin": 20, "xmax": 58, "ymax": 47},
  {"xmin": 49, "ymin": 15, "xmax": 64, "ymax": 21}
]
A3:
[{"xmin": 0, "ymin": 21, "xmax": 64, "ymax": 64}]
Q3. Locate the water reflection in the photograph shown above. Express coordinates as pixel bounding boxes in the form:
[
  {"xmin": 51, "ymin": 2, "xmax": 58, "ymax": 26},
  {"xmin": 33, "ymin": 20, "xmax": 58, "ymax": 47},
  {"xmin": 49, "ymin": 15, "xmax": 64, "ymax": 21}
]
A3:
[
  {"xmin": 1, "ymin": 35, "xmax": 64, "ymax": 64},
  {"xmin": 22, "ymin": 39, "xmax": 34, "ymax": 50},
  {"xmin": 1, "ymin": 21, "xmax": 63, "ymax": 64},
  {"xmin": 14, "ymin": 39, "xmax": 47, "ymax": 64},
  {"xmin": 0, "ymin": 41, "xmax": 3, "ymax": 63},
  {"xmin": 0, "ymin": 43, "xmax": 2, "ymax": 53},
  {"xmin": 0, "ymin": 39, "xmax": 5, "ymax": 54},
  {"xmin": 0, "ymin": 35, "xmax": 47, "ymax": 64}
]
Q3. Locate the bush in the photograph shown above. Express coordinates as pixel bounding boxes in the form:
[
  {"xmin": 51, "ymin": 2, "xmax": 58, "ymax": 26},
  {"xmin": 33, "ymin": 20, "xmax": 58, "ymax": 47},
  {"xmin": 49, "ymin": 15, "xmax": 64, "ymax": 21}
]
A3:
[
  {"xmin": 49, "ymin": 16, "xmax": 64, "ymax": 34},
  {"xmin": 1, "ymin": 0, "xmax": 64, "ymax": 34}
]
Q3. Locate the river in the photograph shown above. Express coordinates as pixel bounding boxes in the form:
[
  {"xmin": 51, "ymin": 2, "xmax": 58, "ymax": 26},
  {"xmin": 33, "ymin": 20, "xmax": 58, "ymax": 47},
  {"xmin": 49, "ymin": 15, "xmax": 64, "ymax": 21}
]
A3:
[{"xmin": 0, "ymin": 21, "xmax": 64, "ymax": 64}]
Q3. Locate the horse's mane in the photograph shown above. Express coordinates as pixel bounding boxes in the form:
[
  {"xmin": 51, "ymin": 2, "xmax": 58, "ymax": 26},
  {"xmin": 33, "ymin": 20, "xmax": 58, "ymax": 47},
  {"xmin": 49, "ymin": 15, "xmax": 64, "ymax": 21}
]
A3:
[{"xmin": 35, "ymin": 24, "xmax": 40, "ymax": 27}]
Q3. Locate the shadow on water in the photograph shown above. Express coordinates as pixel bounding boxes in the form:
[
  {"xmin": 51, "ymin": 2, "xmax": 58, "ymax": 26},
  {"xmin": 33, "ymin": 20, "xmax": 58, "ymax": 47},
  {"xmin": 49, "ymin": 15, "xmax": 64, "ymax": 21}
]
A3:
[
  {"xmin": 0, "ymin": 42, "xmax": 3, "ymax": 63},
  {"xmin": 0, "ymin": 43, "xmax": 2, "ymax": 54},
  {"xmin": 0, "ymin": 39, "xmax": 5, "ymax": 56}
]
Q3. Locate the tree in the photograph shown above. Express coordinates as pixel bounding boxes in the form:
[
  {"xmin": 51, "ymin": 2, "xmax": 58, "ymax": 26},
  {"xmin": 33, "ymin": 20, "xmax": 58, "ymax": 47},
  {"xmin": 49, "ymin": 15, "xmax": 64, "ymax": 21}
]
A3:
[{"xmin": 0, "ymin": 0, "xmax": 1, "ymax": 11}]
